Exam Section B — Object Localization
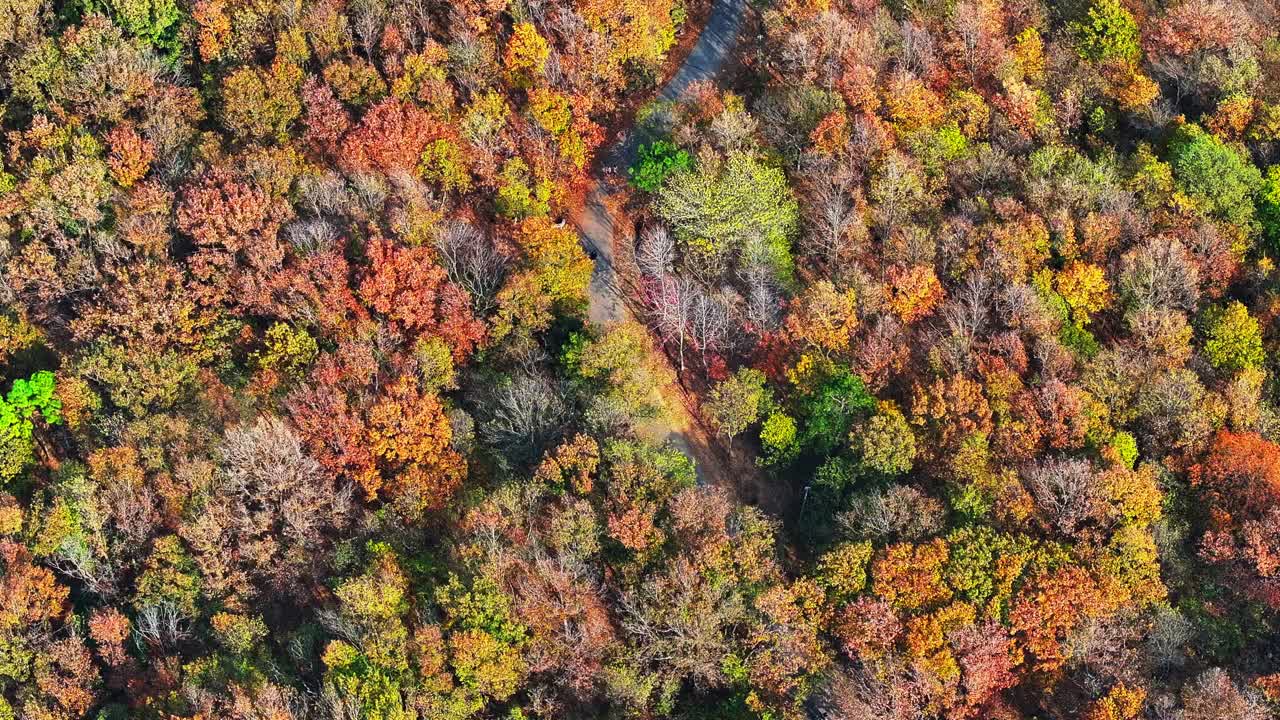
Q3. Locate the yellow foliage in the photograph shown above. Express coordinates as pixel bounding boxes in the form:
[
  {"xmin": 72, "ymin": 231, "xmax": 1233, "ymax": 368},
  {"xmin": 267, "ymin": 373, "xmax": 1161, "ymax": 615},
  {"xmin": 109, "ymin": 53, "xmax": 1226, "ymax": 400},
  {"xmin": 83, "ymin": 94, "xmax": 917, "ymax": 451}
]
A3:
[
  {"xmin": 1055, "ymin": 262, "xmax": 1110, "ymax": 326},
  {"xmin": 785, "ymin": 280, "xmax": 858, "ymax": 355}
]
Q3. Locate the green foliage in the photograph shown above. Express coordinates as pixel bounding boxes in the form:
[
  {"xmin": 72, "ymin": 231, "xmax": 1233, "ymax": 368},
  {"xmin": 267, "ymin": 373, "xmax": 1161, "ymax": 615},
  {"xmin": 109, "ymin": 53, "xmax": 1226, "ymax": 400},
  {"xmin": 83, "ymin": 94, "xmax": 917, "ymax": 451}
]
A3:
[
  {"xmin": 628, "ymin": 140, "xmax": 692, "ymax": 192},
  {"xmin": 322, "ymin": 642, "xmax": 410, "ymax": 720},
  {"xmin": 1168, "ymin": 124, "xmax": 1263, "ymax": 236},
  {"xmin": 943, "ymin": 526, "xmax": 1037, "ymax": 616},
  {"xmin": 1, "ymin": 371, "xmax": 62, "ymax": 433},
  {"xmin": 854, "ymin": 404, "xmax": 916, "ymax": 476},
  {"xmin": 1033, "ymin": 273, "xmax": 1100, "ymax": 358},
  {"xmin": 1110, "ymin": 431, "xmax": 1139, "ymax": 468},
  {"xmin": 812, "ymin": 456, "xmax": 857, "ymax": 495},
  {"xmin": 1059, "ymin": 321, "xmax": 1101, "ymax": 359},
  {"xmin": 133, "ymin": 535, "xmax": 202, "ymax": 615},
  {"xmin": 705, "ymin": 368, "xmax": 768, "ymax": 446},
  {"xmin": 1257, "ymin": 164, "xmax": 1280, "ymax": 254},
  {"xmin": 1072, "ymin": 0, "xmax": 1141, "ymax": 63},
  {"xmin": 656, "ymin": 151, "xmax": 798, "ymax": 282},
  {"xmin": 815, "ymin": 541, "xmax": 873, "ymax": 602},
  {"xmin": 1201, "ymin": 301, "xmax": 1265, "ymax": 373},
  {"xmin": 495, "ymin": 158, "xmax": 552, "ymax": 219},
  {"xmin": 0, "ymin": 371, "xmax": 62, "ymax": 484},
  {"xmin": 420, "ymin": 139, "xmax": 473, "ymax": 193},
  {"xmin": 254, "ymin": 323, "xmax": 318, "ymax": 379},
  {"xmin": 798, "ymin": 366, "xmax": 875, "ymax": 455},
  {"xmin": 758, "ymin": 411, "xmax": 799, "ymax": 466},
  {"xmin": 76, "ymin": 341, "xmax": 199, "ymax": 417},
  {"xmin": 904, "ymin": 123, "xmax": 969, "ymax": 177},
  {"xmin": 78, "ymin": 0, "xmax": 186, "ymax": 64},
  {"xmin": 435, "ymin": 574, "xmax": 527, "ymax": 646}
]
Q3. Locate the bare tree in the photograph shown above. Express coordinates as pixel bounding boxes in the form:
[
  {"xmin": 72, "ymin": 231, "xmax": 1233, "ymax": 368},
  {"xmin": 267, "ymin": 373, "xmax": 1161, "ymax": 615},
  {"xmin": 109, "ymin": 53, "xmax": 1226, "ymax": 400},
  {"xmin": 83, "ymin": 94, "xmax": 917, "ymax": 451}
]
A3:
[
  {"xmin": 1181, "ymin": 668, "xmax": 1271, "ymax": 720},
  {"xmin": 1146, "ymin": 606, "xmax": 1192, "ymax": 675},
  {"xmin": 812, "ymin": 662, "xmax": 932, "ymax": 720},
  {"xmin": 284, "ymin": 217, "xmax": 341, "ymax": 255},
  {"xmin": 636, "ymin": 225, "xmax": 676, "ymax": 279},
  {"xmin": 687, "ymin": 286, "xmax": 735, "ymax": 370},
  {"xmin": 479, "ymin": 372, "xmax": 569, "ymax": 463},
  {"xmin": 1118, "ymin": 237, "xmax": 1200, "ymax": 314},
  {"xmin": 799, "ymin": 155, "xmax": 866, "ymax": 271},
  {"xmin": 434, "ymin": 220, "xmax": 510, "ymax": 314},
  {"xmin": 135, "ymin": 602, "xmax": 190, "ymax": 651},
  {"xmin": 838, "ymin": 485, "xmax": 945, "ymax": 542},
  {"xmin": 1022, "ymin": 457, "xmax": 1102, "ymax": 536}
]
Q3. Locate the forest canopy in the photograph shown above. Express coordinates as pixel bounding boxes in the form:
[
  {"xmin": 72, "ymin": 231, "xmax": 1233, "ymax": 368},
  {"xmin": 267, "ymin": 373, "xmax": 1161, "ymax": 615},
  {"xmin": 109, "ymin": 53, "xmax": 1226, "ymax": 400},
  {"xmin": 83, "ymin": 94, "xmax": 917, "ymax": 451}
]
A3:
[{"xmin": 2, "ymin": 0, "xmax": 1280, "ymax": 718}]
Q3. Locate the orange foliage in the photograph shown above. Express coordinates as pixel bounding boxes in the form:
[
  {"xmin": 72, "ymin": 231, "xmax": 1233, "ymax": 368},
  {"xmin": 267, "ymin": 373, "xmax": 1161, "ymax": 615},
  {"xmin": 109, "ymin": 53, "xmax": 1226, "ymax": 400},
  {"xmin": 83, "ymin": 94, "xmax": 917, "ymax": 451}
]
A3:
[
  {"xmin": 785, "ymin": 280, "xmax": 859, "ymax": 355},
  {"xmin": 887, "ymin": 265, "xmax": 945, "ymax": 323},
  {"xmin": 872, "ymin": 539, "xmax": 952, "ymax": 611},
  {"xmin": 362, "ymin": 377, "xmax": 466, "ymax": 512},
  {"xmin": 358, "ymin": 237, "xmax": 487, "ymax": 361},
  {"xmin": 1010, "ymin": 566, "xmax": 1110, "ymax": 672}
]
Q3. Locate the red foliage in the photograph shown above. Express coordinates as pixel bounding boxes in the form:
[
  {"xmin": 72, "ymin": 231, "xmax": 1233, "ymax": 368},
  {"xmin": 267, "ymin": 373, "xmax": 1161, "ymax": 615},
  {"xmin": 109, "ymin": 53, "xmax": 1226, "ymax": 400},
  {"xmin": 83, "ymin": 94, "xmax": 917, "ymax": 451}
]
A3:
[
  {"xmin": 358, "ymin": 236, "xmax": 486, "ymax": 361},
  {"xmin": 340, "ymin": 98, "xmax": 445, "ymax": 173},
  {"xmin": 300, "ymin": 76, "xmax": 351, "ymax": 159},
  {"xmin": 176, "ymin": 168, "xmax": 292, "ymax": 310},
  {"xmin": 1193, "ymin": 431, "xmax": 1280, "ymax": 607}
]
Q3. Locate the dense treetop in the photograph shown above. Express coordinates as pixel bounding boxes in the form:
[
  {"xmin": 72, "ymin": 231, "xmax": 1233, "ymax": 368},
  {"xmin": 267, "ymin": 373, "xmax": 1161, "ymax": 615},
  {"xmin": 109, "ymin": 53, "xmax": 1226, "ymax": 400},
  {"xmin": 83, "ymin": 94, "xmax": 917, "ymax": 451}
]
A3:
[{"xmin": 1, "ymin": 0, "xmax": 1280, "ymax": 718}]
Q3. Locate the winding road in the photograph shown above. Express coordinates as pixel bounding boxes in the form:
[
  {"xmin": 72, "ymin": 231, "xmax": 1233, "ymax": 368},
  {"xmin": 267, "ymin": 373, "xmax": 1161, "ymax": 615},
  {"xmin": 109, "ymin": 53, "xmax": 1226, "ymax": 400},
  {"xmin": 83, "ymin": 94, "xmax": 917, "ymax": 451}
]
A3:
[{"xmin": 572, "ymin": 0, "xmax": 750, "ymax": 489}]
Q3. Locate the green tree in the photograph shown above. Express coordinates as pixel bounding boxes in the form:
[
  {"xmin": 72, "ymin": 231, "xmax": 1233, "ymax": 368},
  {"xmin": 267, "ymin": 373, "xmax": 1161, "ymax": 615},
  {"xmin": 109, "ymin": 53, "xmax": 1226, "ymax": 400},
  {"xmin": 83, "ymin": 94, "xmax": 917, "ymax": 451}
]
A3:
[
  {"xmin": 1202, "ymin": 301, "xmax": 1265, "ymax": 373},
  {"xmin": 0, "ymin": 371, "xmax": 62, "ymax": 484},
  {"xmin": 495, "ymin": 158, "xmax": 552, "ymax": 220},
  {"xmin": 628, "ymin": 140, "xmax": 691, "ymax": 192},
  {"xmin": 1168, "ymin": 124, "xmax": 1262, "ymax": 236},
  {"xmin": 799, "ymin": 366, "xmax": 875, "ymax": 455},
  {"xmin": 656, "ymin": 151, "xmax": 798, "ymax": 282},
  {"xmin": 758, "ymin": 411, "xmax": 799, "ymax": 467},
  {"xmin": 854, "ymin": 403, "xmax": 917, "ymax": 476},
  {"xmin": 78, "ymin": 0, "xmax": 186, "ymax": 63},
  {"xmin": 1072, "ymin": 0, "xmax": 1141, "ymax": 64},
  {"xmin": 705, "ymin": 368, "xmax": 768, "ymax": 456},
  {"xmin": 1257, "ymin": 164, "xmax": 1280, "ymax": 254}
]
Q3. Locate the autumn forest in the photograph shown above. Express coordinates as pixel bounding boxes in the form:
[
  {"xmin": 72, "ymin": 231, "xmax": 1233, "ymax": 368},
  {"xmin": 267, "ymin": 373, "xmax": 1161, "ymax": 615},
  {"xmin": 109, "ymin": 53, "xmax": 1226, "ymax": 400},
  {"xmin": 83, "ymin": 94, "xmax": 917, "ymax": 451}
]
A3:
[{"xmin": 1, "ymin": 0, "xmax": 1279, "ymax": 717}]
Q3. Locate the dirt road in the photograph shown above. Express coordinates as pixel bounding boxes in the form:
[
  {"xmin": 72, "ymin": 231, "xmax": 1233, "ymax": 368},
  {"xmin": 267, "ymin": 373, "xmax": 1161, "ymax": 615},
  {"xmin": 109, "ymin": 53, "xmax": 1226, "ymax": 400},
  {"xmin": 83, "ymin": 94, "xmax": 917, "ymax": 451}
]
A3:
[{"xmin": 572, "ymin": 0, "xmax": 753, "ymax": 494}]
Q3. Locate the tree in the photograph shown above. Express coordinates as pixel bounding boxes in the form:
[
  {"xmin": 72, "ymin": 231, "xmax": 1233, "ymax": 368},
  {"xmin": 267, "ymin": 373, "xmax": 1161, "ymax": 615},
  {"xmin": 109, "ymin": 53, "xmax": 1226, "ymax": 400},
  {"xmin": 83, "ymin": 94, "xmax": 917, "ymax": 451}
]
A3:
[
  {"xmin": 1010, "ymin": 566, "xmax": 1110, "ymax": 673},
  {"xmin": 705, "ymin": 368, "xmax": 768, "ymax": 455},
  {"xmin": 82, "ymin": 0, "xmax": 186, "ymax": 62},
  {"xmin": 1201, "ymin": 301, "xmax": 1265, "ymax": 373},
  {"xmin": 504, "ymin": 23, "xmax": 549, "ymax": 88},
  {"xmin": 799, "ymin": 362, "xmax": 876, "ymax": 455},
  {"xmin": 358, "ymin": 237, "xmax": 487, "ymax": 362},
  {"xmin": 629, "ymin": 140, "xmax": 692, "ymax": 192},
  {"xmin": 363, "ymin": 378, "xmax": 466, "ymax": 515},
  {"xmin": 221, "ymin": 57, "xmax": 303, "ymax": 141},
  {"xmin": 816, "ymin": 542, "xmax": 873, "ymax": 603},
  {"xmin": 495, "ymin": 158, "xmax": 553, "ymax": 220},
  {"xmin": 872, "ymin": 540, "xmax": 952, "ymax": 611},
  {"xmin": 759, "ymin": 411, "xmax": 800, "ymax": 466},
  {"xmin": 1083, "ymin": 683, "xmax": 1145, "ymax": 720},
  {"xmin": 1055, "ymin": 262, "xmax": 1110, "ymax": 326},
  {"xmin": 1168, "ymin": 124, "xmax": 1262, "ymax": 236},
  {"xmin": 341, "ymin": 98, "xmax": 444, "ymax": 174},
  {"xmin": 854, "ymin": 402, "xmax": 916, "ymax": 476},
  {"xmin": 1022, "ymin": 456, "xmax": 1103, "ymax": 536},
  {"xmin": 0, "ymin": 371, "xmax": 62, "ymax": 484},
  {"xmin": 1180, "ymin": 669, "xmax": 1270, "ymax": 720},
  {"xmin": 183, "ymin": 416, "xmax": 353, "ymax": 603},
  {"xmin": 1193, "ymin": 430, "xmax": 1280, "ymax": 608},
  {"xmin": 1072, "ymin": 0, "xmax": 1141, "ymax": 64},
  {"xmin": 785, "ymin": 280, "xmax": 859, "ymax": 355},
  {"xmin": 656, "ymin": 151, "xmax": 798, "ymax": 282},
  {"xmin": 512, "ymin": 217, "xmax": 593, "ymax": 307}
]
